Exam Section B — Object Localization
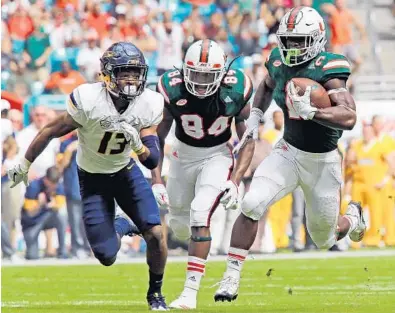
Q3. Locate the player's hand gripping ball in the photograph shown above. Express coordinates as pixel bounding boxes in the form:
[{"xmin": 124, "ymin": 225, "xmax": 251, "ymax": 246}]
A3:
[{"xmin": 291, "ymin": 78, "xmax": 332, "ymax": 109}]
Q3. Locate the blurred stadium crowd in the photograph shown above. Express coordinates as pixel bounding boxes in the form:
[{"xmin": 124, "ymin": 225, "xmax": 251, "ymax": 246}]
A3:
[{"xmin": 1, "ymin": 0, "xmax": 395, "ymax": 261}]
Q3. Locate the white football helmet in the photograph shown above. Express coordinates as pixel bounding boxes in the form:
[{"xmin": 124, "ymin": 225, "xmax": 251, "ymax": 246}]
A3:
[
  {"xmin": 183, "ymin": 40, "xmax": 227, "ymax": 98},
  {"xmin": 277, "ymin": 6, "xmax": 327, "ymax": 67}
]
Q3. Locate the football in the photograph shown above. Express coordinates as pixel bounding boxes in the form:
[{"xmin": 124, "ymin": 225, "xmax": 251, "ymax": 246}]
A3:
[{"xmin": 291, "ymin": 77, "xmax": 332, "ymax": 109}]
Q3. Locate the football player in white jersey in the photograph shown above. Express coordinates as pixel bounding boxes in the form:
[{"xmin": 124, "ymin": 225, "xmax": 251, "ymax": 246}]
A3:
[
  {"xmin": 150, "ymin": 40, "xmax": 255, "ymax": 309},
  {"xmin": 7, "ymin": 42, "xmax": 169, "ymax": 310}
]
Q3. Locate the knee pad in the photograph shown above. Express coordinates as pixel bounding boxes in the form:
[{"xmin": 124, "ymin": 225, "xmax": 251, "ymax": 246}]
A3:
[
  {"xmin": 98, "ymin": 255, "xmax": 117, "ymax": 266},
  {"xmin": 167, "ymin": 215, "xmax": 191, "ymax": 241},
  {"xmin": 242, "ymin": 188, "xmax": 270, "ymax": 221},
  {"xmin": 190, "ymin": 186, "xmax": 221, "ymax": 227},
  {"xmin": 91, "ymin": 236, "xmax": 119, "ymax": 266}
]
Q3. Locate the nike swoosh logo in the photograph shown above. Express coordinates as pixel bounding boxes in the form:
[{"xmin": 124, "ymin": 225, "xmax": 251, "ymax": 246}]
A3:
[
  {"xmin": 127, "ymin": 163, "xmax": 135, "ymax": 170},
  {"xmin": 306, "ymin": 23, "xmax": 314, "ymax": 26}
]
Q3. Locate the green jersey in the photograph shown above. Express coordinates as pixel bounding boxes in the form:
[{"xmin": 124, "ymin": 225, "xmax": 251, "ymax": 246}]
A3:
[
  {"xmin": 265, "ymin": 47, "xmax": 351, "ymax": 153},
  {"xmin": 157, "ymin": 68, "xmax": 253, "ymax": 147}
]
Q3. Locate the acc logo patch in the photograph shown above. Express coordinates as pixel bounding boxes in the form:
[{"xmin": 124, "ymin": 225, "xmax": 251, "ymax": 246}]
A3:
[
  {"xmin": 176, "ymin": 99, "xmax": 187, "ymax": 106},
  {"xmin": 273, "ymin": 60, "xmax": 282, "ymax": 67}
]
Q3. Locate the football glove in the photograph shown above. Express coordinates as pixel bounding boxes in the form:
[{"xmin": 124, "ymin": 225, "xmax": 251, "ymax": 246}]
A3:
[
  {"xmin": 119, "ymin": 121, "xmax": 144, "ymax": 153},
  {"xmin": 219, "ymin": 180, "xmax": 239, "ymax": 210},
  {"xmin": 7, "ymin": 158, "xmax": 31, "ymax": 188},
  {"xmin": 287, "ymin": 82, "xmax": 317, "ymax": 120},
  {"xmin": 152, "ymin": 183, "xmax": 169, "ymax": 208},
  {"xmin": 233, "ymin": 108, "xmax": 264, "ymax": 154}
]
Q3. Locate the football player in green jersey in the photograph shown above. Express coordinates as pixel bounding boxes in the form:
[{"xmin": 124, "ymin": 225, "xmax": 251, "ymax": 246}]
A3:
[
  {"xmin": 215, "ymin": 6, "xmax": 367, "ymax": 302},
  {"xmin": 151, "ymin": 40, "xmax": 254, "ymax": 309}
]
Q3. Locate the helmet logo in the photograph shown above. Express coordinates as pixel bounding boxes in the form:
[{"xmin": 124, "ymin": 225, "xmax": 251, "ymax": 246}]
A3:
[
  {"xmin": 128, "ymin": 59, "xmax": 139, "ymax": 65},
  {"xmin": 103, "ymin": 51, "xmax": 115, "ymax": 58}
]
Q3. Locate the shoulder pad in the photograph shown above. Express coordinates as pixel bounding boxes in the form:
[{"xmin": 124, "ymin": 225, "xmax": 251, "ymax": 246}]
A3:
[
  {"xmin": 265, "ymin": 47, "xmax": 283, "ymax": 79},
  {"xmin": 315, "ymin": 52, "xmax": 351, "ymax": 84},
  {"xmin": 157, "ymin": 69, "xmax": 184, "ymax": 104}
]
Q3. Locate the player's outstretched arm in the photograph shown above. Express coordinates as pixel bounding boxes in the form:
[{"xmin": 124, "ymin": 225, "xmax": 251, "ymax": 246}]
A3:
[
  {"xmin": 8, "ymin": 112, "xmax": 79, "ymax": 188},
  {"xmin": 26, "ymin": 112, "xmax": 80, "ymax": 163},
  {"xmin": 151, "ymin": 106, "xmax": 174, "ymax": 185},
  {"xmin": 312, "ymin": 78, "xmax": 356, "ymax": 130}
]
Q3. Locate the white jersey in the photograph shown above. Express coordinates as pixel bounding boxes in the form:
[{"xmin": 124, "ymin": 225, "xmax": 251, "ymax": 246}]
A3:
[{"xmin": 67, "ymin": 82, "xmax": 164, "ymax": 174}]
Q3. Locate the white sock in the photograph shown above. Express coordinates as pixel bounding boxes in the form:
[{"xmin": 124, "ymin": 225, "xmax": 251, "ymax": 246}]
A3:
[
  {"xmin": 226, "ymin": 247, "xmax": 249, "ymax": 280},
  {"xmin": 182, "ymin": 256, "xmax": 206, "ymax": 297}
]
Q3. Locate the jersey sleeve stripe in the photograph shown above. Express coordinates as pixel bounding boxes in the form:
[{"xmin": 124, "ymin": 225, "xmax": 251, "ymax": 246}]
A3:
[
  {"xmin": 243, "ymin": 73, "xmax": 253, "ymax": 100},
  {"xmin": 69, "ymin": 92, "xmax": 79, "ymax": 110},
  {"xmin": 323, "ymin": 60, "xmax": 350, "ymax": 70},
  {"xmin": 157, "ymin": 75, "xmax": 170, "ymax": 104}
]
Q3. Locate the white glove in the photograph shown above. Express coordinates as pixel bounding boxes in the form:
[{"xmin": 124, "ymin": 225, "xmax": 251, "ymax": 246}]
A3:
[
  {"xmin": 119, "ymin": 121, "xmax": 144, "ymax": 153},
  {"xmin": 219, "ymin": 180, "xmax": 239, "ymax": 210},
  {"xmin": 287, "ymin": 82, "xmax": 317, "ymax": 120},
  {"xmin": 152, "ymin": 183, "xmax": 169, "ymax": 208},
  {"xmin": 233, "ymin": 108, "xmax": 264, "ymax": 154},
  {"xmin": 7, "ymin": 158, "xmax": 31, "ymax": 188}
]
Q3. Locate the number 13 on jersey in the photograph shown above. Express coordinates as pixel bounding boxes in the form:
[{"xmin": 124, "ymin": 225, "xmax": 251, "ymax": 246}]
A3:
[{"xmin": 181, "ymin": 115, "xmax": 230, "ymax": 139}]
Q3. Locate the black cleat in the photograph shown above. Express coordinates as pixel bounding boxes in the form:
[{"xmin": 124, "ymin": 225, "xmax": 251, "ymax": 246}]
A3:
[
  {"xmin": 214, "ymin": 293, "xmax": 238, "ymax": 302},
  {"xmin": 147, "ymin": 293, "xmax": 168, "ymax": 311}
]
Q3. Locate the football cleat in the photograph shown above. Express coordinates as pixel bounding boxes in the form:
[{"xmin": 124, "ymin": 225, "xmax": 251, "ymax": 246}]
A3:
[
  {"xmin": 214, "ymin": 275, "xmax": 239, "ymax": 302},
  {"xmin": 169, "ymin": 293, "xmax": 197, "ymax": 310},
  {"xmin": 147, "ymin": 293, "xmax": 169, "ymax": 311},
  {"xmin": 345, "ymin": 201, "xmax": 366, "ymax": 242},
  {"xmin": 114, "ymin": 213, "xmax": 141, "ymax": 237}
]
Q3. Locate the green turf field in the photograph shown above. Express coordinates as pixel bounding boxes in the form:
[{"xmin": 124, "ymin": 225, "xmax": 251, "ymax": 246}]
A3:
[{"xmin": 2, "ymin": 255, "xmax": 395, "ymax": 313}]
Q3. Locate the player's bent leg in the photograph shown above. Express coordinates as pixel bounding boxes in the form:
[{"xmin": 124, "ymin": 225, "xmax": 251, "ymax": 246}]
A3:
[
  {"xmin": 301, "ymin": 154, "xmax": 366, "ymax": 248},
  {"xmin": 79, "ymin": 168, "xmax": 121, "ymax": 266},
  {"xmin": 82, "ymin": 194, "xmax": 118, "ymax": 266},
  {"xmin": 216, "ymin": 147, "xmax": 299, "ymax": 302},
  {"xmin": 113, "ymin": 162, "xmax": 168, "ymax": 310}
]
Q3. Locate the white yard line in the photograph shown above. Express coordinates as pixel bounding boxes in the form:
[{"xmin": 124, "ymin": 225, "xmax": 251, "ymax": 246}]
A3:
[{"xmin": 2, "ymin": 249, "xmax": 395, "ymax": 268}]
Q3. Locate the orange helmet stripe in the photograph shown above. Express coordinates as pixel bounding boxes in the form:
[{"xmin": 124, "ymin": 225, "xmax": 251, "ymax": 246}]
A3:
[
  {"xmin": 199, "ymin": 39, "xmax": 211, "ymax": 63},
  {"xmin": 287, "ymin": 6, "xmax": 302, "ymax": 31}
]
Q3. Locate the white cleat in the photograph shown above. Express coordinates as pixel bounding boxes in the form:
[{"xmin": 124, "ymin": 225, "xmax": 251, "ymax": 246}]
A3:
[
  {"xmin": 346, "ymin": 201, "xmax": 366, "ymax": 242},
  {"xmin": 214, "ymin": 275, "xmax": 239, "ymax": 302},
  {"xmin": 169, "ymin": 293, "xmax": 197, "ymax": 310}
]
